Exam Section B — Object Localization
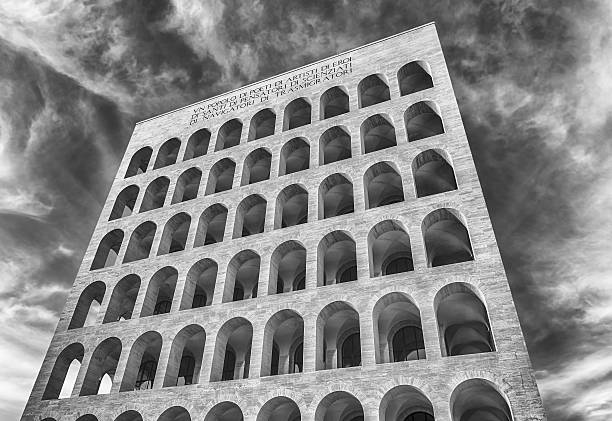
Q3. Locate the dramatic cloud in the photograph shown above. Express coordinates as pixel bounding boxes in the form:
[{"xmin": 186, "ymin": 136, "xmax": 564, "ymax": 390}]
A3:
[{"xmin": 0, "ymin": 0, "xmax": 610, "ymax": 419}]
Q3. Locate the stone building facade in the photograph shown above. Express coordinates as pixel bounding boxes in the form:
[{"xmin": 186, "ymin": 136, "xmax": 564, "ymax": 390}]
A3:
[{"xmin": 21, "ymin": 23, "xmax": 546, "ymax": 421}]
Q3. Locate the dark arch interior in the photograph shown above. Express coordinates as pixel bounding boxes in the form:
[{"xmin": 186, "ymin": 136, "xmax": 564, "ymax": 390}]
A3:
[
  {"xmin": 91, "ymin": 229, "xmax": 123, "ymax": 270},
  {"xmin": 42, "ymin": 343, "xmax": 84, "ymax": 400},
  {"xmin": 359, "ymin": 74, "xmax": 390, "ymax": 108},
  {"xmin": 270, "ymin": 241, "xmax": 306, "ymax": 294},
  {"xmin": 234, "ymin": 195, "xmax": 267, "ymax": 238},
  {"xmin": 80, "ymin": 337, "xmax": 122, "ymax": 396},
  {"xmin": 364, "ymin": 162, "xmax": 404, "ymax": 209},
  {"xmin": 195, "ymin": 204, "xmax": 228, "ymax": 247},
  {"xmin": 361, "ymin": 114, "xmax": 397, "ymax": 154},
  {"xmin": 263, "ymin": 310, "xmax": 304, "ymax": 376},
  {"xmin": 284, "ymin": 98, "xmax": 312, "ymax": 130},
  {"xmin": 280, "ymin": 137, "xmax": 310, "ymax": 175},
  {"xmin": 172, "ymin": 168, "xmax": 202, "ymax": 203},
  {"xmin": 154, "ymin": 138, "xmax": 181, "ymax": 169},
  {"xmin": 158, "ymin": 213, "xmax": 191, "ymax": 255},
  {"xmin": 212, "ymin": 319, "xmax": 253, "ymax": 382},
  {"xmin": 249, "ymin": 109, "xmax": 276, "ymax": 140},
  {"xmin": 125, "ymin": 147, "xmax": 152, "ymax": 178},
  {"xmin": 368, "ymin": 220, "xmax": 413, "ymax": 277},
  {"xmin": 242, "ymin": 148, "xmax": 272, "ymax": 185},
  {"xmin": 216, "ymin": 119, "xmax": 243, "ymax": 151},
  {"xmin": 319, "ymin": 174, "xmax": 354, "ymax": 219},
  {"xmin": 110, "ymin": 185, "xmax": 139, "ymax": 220},
  {"xmin": 184, "ymin": 128, "xmax": 211, "ymax": 160},
  {"xmin": 224, "ymin": 251, "xmax": 261, "ymax": 303},
  {"xmin": 206, "ymin": 159, "xmax": 235, "ymax": 194},
  {"xmin": 413, "ymin": 149, "xmax": 457, "ymax": 197},
  {"xmin": 181, "ymin": 259, "xmax": 217, "ymax": 310},
  {"xmin": 398, "ymin": 61, "xmax": 434, "ymax": 96},
  {"xmin": 320, "ymin": 126, "xmax": 351, "ymax": 165},
  {"xmin": 318, "ymin": 231, "xmax": 357, "ymax": 287},
  {"xmin": 69, "ymin": 281, "xmax": 106, "ymax": 329},
  {"xmin": 405, "ymin": 102, "xmax": 444, "ymax": 142},
  {"xmin": 140, "ymin": 177, "xmax": 169, "ymax": 212},
  {"xmin": 315, "ymin": 391, "xmax": 364, "ymax": 421},
  {"xmin": 321, "ymin": 86, "xmax": 349, "ymax": 119},
  {"xmin": 141, "ymin": 267, "xmax": 178, "ymax": 317},
  {"xmin": 103, "ymin": 274, "xmax": 141, "ymax": 323},
  {"xmin": 120, "ymin": 332, "xmax": 162, "ymax": 391},
  {"xmin": 423, "ymin": 209, "xmax": 473, "ymax": 267},
  {"xmin": 275, "ymin": 184, "xmax": 308, "ymax": 229},
  {"xmin": 123, "ymin": 222, "xmax": 156, "ymax": 263},
  {"xmin": 317, "ymin": 303, "xmax": 361, "ymax": 370},
  {"xmin": 451, "ymin": 379, "xmax": 511, "ymax": 421}
]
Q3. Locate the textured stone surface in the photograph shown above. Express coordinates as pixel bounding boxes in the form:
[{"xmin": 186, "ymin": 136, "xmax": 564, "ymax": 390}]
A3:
[{"xmin": 22, "ymin": 23, "xmax": 546, "ymax": 421}]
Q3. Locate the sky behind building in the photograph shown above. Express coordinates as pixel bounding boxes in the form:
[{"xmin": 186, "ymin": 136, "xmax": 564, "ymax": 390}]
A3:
[{"xmin": 0, "ymin": 1, "xmax": 611, "ymax": 420}]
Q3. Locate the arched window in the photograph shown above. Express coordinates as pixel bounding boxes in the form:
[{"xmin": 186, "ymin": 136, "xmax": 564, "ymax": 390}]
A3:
[
  {"xmin": 42, "ymin": 343, "xmax": 84, "ymax": 400},
  {"xmin": 80, "ymin": 337, "xmax": 121, "ymax": 396},
  {"xmin": 379, "ymin": 385, "xmax": 434, "ymax": 421},
  {"xmin": 158, "ymin": 406, "xmax": 192, "ymax": 421},
  {"xmin": 318, "ymin": 231, "xmax": 357, "ymax": 286},
  {"xmin": 223, "ymin": 250, "xmax": 260, "ymax": 303},
  {"xmin": 315, "ymin": 391, "xmax": 364, "ymax": 421},
  {"xmin": 363, "ymin": 162, "xmax": 404, "ymax": 209},
  {"xmin": 284, "ymin": 98, "xmax": 311, "ymax": 130},
  {"xmin": 316, "ymin": 302, "xmax": 360, "ymax": 370},
  {"xmin": 91, "ymin": 229, "xmax": 123, "ymax": 270},
  {"xmin": 180, "ymin": 258, "xmax": 217, "ymax": 310},
  {"xmin": 103, "ymin": 274, "xmax": 140, "ymax": 323},
  {"xmin": 122, "ymin": 220, "xmax": 156, "ymax": 263},
  {"xmin": 125, "ymin": 147, "xmax": 152, "ymax": 177},
  {"xmin": 279, "ymin": 137, "xmax": 310, "ymax": 175},
  {"xmin": 361, "ymin": 114, "xmax": 396, "ymax": 154},
  {"xmin": 241, "ymin": 148, "xmax": 272, "ymax": 185},
  {"xmin": 320, "ymin": 126, "xmax": 351, "ymax": 165},
  {"xmin": 412, "ymin": 149, "xmax": 457, "ymax": 197},
  {"xmin": 211, "ymin": 318, "xmax": 253, "ymax": 381},
  {"xmin": 109, "ymin": 185, "xmax": 139, "ymax": 220},
  {"xmin": 206, "ymin": 158, "xmax": 235, "ymax": 194},
  {"xmin": 257, "ymin": 396, "xmax": 301, "ymax": 421},
  {"xmin": 215, "ymin": 119, "xmax": 243, "ymax": 151},
  {"xmin": 140, "ymin": 177, "xmax": 169, "ymax": 212},
  {"xmin": 368, "ymin": 220, "xmax": 413, "ymax": 277},
  {"xmin": 205, "ymin": 402, "xmax": 244, "ymax": 421},
  {"xmin": 120, "ymin": 331, "xmax": 162, "ymax": 391},
  {"xmin": 275, "ymin": 184, "xmax": 308, "ymax": 229},
  {"xmin": 451, "ymin": 379, "xmax": 512, "ymax": 421},
  {"xmin": 184, "ymin": 128, "xmax": 211, "ymax": 160},
  {"xmin": 269, "ymin": 241, "xmax": 306, "ymax": 295},
  {"xmin": 154, "ymin": 138, "xmax": 181, "ymax": 169},
  {"xmin": 158, "ymin": 213, "xmax": 191, "ymax": 255},
  {"xmin": 163, "ymin": 324, "xmax": 206, "ymax": 387},
  {"xmin": 261, "ymin": 309, "xmax": 304, "ymax": 376},
  {"xmin": 141, "ymin": 267, "xmax": 178, "ymax": 317},
  {"xmin": 249, "ymin": 109, "xmax": 276, "ymax": 141},
  {"xmin": 69, "ymin": 281, "xmax": 106, "ymax": 329},
  {"xmin": 114, "ymin": 410, "xmax": 143, "ymax": 421},
  {"xmin": 194, "ymin": 204, "xmax": 228, "ymax": 247},
  {"xmin": 320, "ymin": 86, "xmax": 349, "ymax": 119},
  {"xmin": 171, "ymin": 168, "xmax": 202, "ymax": 203},
  {"xmin": 435, "ymin": 283, "xmax": 495, "ymax": 357},
  {"xmin": 404, "ymin": 101, "xmax": 444, "ymax": 142},
  {"xmin": 358, "ymin": 74, "xmax": 390, "ymax": 108},
  {"xmin": 318, "ymin": 174, "xmax": 354, "ymax": 219},
  {"xmin": 392, "ymin": 326, "xmax": 425, "ymax": 362},
  {"xmin": 422, "ymin": 208, "xmax": 473, "ymax": 267},
  {"xmin": 233, "ymin": 194, "xmax": 267, "ymax": 238},
  {"xmin": 76, "ymin": 416, "xmax": 98, "ymax": 421},
  {"xmin": 398, "ymin": 61, "xmax": 433, "ymax": 96}
]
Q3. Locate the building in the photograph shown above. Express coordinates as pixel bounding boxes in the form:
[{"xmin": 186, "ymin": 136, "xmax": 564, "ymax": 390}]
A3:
[{"xmin": 21, "ymin": 23, "xmax": 546, "ymax": 421}]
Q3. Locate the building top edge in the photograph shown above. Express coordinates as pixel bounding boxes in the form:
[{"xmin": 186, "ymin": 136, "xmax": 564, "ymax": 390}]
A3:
[{"xmin": 135, "ymin": 22, "xmax": 437, "ymax": 126}]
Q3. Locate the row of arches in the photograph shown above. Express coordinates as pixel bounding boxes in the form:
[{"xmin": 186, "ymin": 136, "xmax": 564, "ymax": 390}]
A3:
[
  {"xmin": 112, "ymin": 146, "xmax": 456, "ymax": 223},
  {"xmin": 125, "ymin": 61, "xmax": 435, "ymax": 178},
  {"xmin": 53, "ymin": 284, "xmax": 494, "ymax": 400},
  {"xmin": 125, "ymin": 97, "xmax": 443, "ymax": 182},
  {"xmin": 42, "ymin": 380, "xmax": 512, "ymax": 421}
]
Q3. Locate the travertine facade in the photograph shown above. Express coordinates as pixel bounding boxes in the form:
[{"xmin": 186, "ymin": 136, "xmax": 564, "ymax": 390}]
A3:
[{"xmin": 22, "ymin": 23, "xmax": 546, "ymax": 421}]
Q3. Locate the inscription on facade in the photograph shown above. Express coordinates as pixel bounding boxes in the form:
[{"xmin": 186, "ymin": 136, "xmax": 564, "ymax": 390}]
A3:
[{"xmin": 189, "ymin": 56, "xmax": 352, "ymax": 125}]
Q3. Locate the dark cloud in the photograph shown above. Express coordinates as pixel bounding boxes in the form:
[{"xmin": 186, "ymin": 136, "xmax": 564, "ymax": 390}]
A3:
[{"xmin": 0, "ymin": 0, "xmax": 610, "ymax": 419}]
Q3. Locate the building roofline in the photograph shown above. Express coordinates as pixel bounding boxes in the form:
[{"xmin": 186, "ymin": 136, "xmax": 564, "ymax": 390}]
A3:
[{"xmin": 135, "ymin": 22, "xmax": 437, "ymax": 125}]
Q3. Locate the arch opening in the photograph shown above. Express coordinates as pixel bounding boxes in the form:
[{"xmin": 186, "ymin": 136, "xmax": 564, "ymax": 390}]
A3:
[
  {"xmin": 103, "ymin": 274, "xmax": 141, "ymax": 323},
  {"xmin": 163, "ymin": 324, "xmax": 206, "ymax": 387},
  {"xmin": 261, "ymin": 310, "xmax": 304, "ymax": 376},
  {"xmin": 184, "ymin": 128, "xmax": 211, "ymax": 160},
  {"xmin": 320, "ymin": 126, "xmax": 351, "ymax": 165},
  {"xmin": 319, "ymin": 174, "xmax": 354, "ymax": 219},
  {"xmin": 316, "ymin": 302, "xmax": 361, "ymax": 370},
  {"xmin": 114, "ymin": 410, "xmax": 143, "ymax": 421},
  {"xmin": 398, "ymin": 61, "xmax": 434, "ymax": 96},
  {"xmin": 275, "ymin": 184, "xmax": 308, "ymax": 229},
  {"xmin": 215, "ymin": 119, "xmax": 243, "ymax": 151},
  {"xmin": 205, "ymin": 401, "xmax": 244, "ymax": 421},
  {"xmin": 242, "ymin": 148, "xmax": 272, "ymax": 185},
  {"xmin": 321, "ymin": 86, "xmax": 349, "ymax": 119},
  {"xmin": 158, "ymin": 406, "xmax": 192, "ymax": 421},
  {"xmin": 110, "ymin": 185, "xmax": 139, "ymax": 220},
  {"xmin": 69, "ymin": 281, "xmax": 106, "ymax": 329},
  {"xmin": 364, "ymin": 162, "xmax": 404, "ymax": 209},
  {"xmin": 412, "ymin": 149, "xmax": 457, "ymax": 198},
  {"xmin": 211, "ymin": 318, "xmax": 253, "ymax": 381},
  {"xmin": 404, "ymin": 101, "xmax": 444, "ymax": 142},
  {"xmin": 315, "ymin": 391, "xmax": 364, "ymax": 421},
  {"xmin": 80, "ymin": 337, "xmax": 122, "ymax": 396},
  {"xmin": 91, "ymin": 229, "xmax": 123, "ymax": 270},
  {"xmin": 368, "ymin": 220, "xmax": 413, "ymax": 277},
  {"xmin": 379, "ymin": 385, "xmax": 434, "ymax": 421},
  {"xmin": 280, "ymin": 137, "xmax": 310, "ymax": 176},
  {"xmin": 257, "ymin": 396, "xmax": 301, "ymax": 421},
  {"xmin": 123, "ymin": 222, "xmax": 156, "ymax": 263},
  {"xmin": 451, "ymin": 378, "xmax": 512, "ymax": 421},
  {"xmin": 318, "ymin": 231, "xmax": 357, "ymax": 287},
  {"xmin": 125, "ymin": 147, "xmax": 152, "ymax": 177},
  {"xmin": 180, "ymin": 259, "xmax": 217, "ymax": 310},
  {"xmin": 249, "ymin": 109, "xmax": 276, "ymax": 141},
  {"xmin": 158, "ymin": 213, "xmax": 191, "ymax": 255},
  {"xmin": 269, "ymin": 241, "xmax": 307, "ymax": 295},
  {"xmin": 154, "ymin": 138, "xmax": 181, "ymax": 169},
  {"xmin": 140, "ymin": 177, "xmax": 170, "ymax": 212},
  {"xmin": 120, "ymin": 331, "xmax": 163, "ymax": 391},
  {"xmin": 361, "ymin": 114, "xmax": 397, "ymax": 154},
  {"xmin": 359, "ymin": 74, "xmax": 390, "ymax": 108},
  {"xmin": 172, "ymin": 168, "xmax": 202, "ymax": 203},
  {"xmin": 233, "ymin": 194, "xmax": 267, "ymax": 238},
  {"xmin": 206, "ymin": 158, "xmax": 235, "ymax": 194},
  {"xmin": 435, "ymin": 283, "xmax": 495, "ymax": 357},
  {"xmin": 422, "ymin": 209, "xmax": 473, "ymax": 267},
  {"xmin": 223, "ymin": 250, "xmax": 261, "ymax": 303},
  {"xmin": 284, "ymin": 98, "xmax": 311, "ymax": 130},
  {"xmin": 141, "ymin": 267, "xmax": 178, "ymax": 317},
  {"xmin": 42, "ymin": 343, "xmax": 84, "ymax": 400},
  {"xmin": 195, "ymin": 204, "xmax": 228, "ymax": 247}
]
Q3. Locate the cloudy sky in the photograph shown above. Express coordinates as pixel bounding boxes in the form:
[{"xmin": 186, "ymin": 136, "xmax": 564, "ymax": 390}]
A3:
[{"xmin": 0, "ymin": 0, "xmax": 611, "ymax": 419}]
